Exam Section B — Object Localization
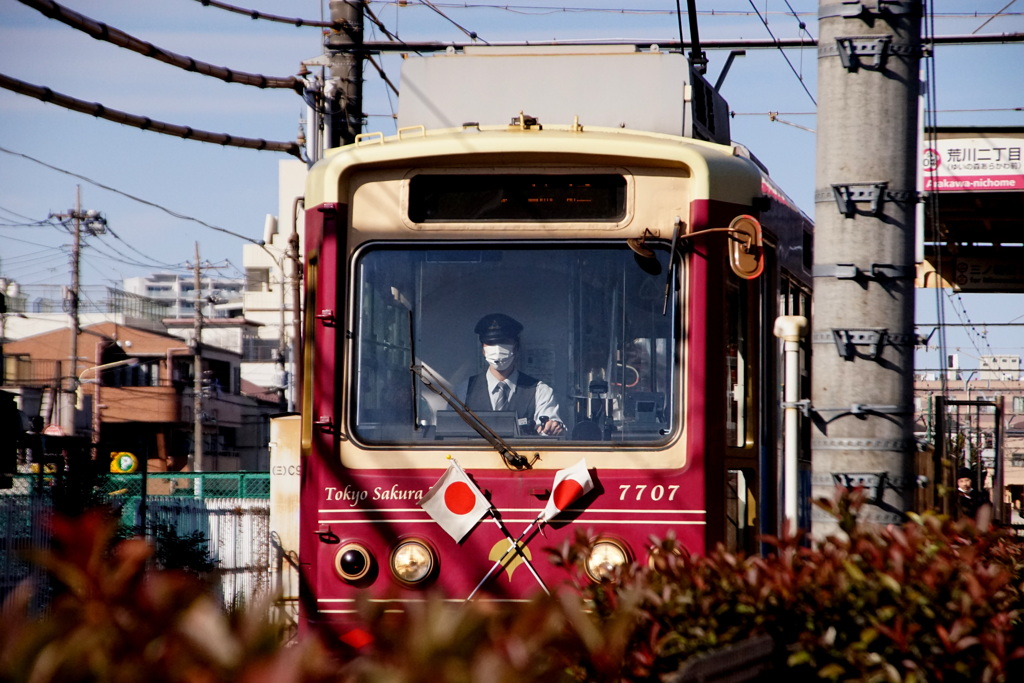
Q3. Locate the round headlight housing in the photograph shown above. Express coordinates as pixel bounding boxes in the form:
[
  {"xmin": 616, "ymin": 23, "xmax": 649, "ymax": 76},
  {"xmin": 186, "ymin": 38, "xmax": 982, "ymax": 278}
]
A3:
[
  {"xmin": 390, "ymin": 539, "xmax": 437, "ymax": 586},
  {"xmin": 585, "ymin": 538, "xmax": 630, "ymax": 582},
  {"xmin": 334, "ymin": 543, "xmax": 373, "ymax": 582}
]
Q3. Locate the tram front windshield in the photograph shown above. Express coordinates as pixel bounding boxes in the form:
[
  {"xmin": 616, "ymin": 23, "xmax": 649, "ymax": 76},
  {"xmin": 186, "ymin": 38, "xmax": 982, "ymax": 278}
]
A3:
[{"xmin": 353, "ymin": 243, "xmax": 676, "ymax": 446}]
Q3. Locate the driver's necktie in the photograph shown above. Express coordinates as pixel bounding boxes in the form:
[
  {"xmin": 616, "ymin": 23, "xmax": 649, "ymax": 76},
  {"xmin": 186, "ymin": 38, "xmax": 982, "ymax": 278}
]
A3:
[{"xmin": 493, "ymin": 382, "xmax": 509, "ymax": 411}]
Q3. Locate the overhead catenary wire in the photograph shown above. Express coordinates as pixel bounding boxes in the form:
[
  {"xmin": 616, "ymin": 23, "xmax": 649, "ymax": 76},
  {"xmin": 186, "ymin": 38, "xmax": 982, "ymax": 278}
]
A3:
[
  {"xmin": 17, "ymin": 0, "xmax": 303, "ymax": 92},
  {"xmin": 744, "ymin": 0, "xmax": 815, "ymax": 105},
  {"xmin": 947, "ymin": 290, "xmax": 998, "ymax": 359},
  {"xmin": 366, "ymin": 3, "xmax": 1020, "ymax": 21},
  {"xmin": 779, "ymin": 0, "xmax": 816, "ymax": 43},
  {"xmin": 973, "ymin": 0, "xmax": 1019, "ymax": 34},
  {"xmin": 362, "ymin": 2, "xmax": 404, "ymax": 43},
  {"xmin": 365, "ymin": 54, "xmax": 401, "ymax": 97},
  {"xmin": 921, "ymin": 3, "xmax": 949, "ymax": 397},
  {"xmin": 0, "ymin": 74, "xmax": 303, "ymax": 158},
  {"xmin": 352, "ymin": 33, "xmax": 1024, "ymax": 53},
  {"xmin": 418, "ymin": 0, "xmax": 488, "ymax": 43}
]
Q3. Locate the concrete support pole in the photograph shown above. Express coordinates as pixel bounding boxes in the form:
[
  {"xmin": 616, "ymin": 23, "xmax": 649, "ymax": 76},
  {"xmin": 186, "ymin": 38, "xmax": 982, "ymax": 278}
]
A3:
[{"xmin": 811, "ymin": 1, "xmax": 922, "ymax": 536}]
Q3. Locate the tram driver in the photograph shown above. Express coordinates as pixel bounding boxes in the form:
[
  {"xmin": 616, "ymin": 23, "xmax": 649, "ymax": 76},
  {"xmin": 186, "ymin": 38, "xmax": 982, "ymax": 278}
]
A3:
[{"xmin": 458, "ymin": 313, "xmax": 566, "ymax": 437}]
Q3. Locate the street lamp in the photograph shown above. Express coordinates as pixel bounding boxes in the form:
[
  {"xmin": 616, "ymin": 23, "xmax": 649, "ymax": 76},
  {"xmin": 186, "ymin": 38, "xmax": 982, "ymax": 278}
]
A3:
[
  {"xmin": 78, "ymin": 357, "xmax": 139, "ymax": 458},
  {"xmin": 77, "ymin": 357, "xmax": 139, "ymax": 385}
]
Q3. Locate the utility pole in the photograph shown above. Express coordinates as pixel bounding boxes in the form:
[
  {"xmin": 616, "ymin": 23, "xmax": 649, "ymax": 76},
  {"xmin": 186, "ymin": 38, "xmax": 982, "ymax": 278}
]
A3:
[
  {"xmin": 811, "ymin": 1, "xmax": 923, "ymax": 535},
  {"xmin": 290, "ymin": 210, "xmax": 303, "ymax": 413},
  {"xmin": 50, "ymin": 186, "xmax": 106, "ymax": 436},
  {"xmin": 325, "ymin": 0, "xmax": 364, "ymax": 148},
  {"xmin": 192, "ymin": 242, "xmax": 204, "ymax": 477},
  {"xmin": 69, "ymin": 187, "xmax": 81, "ymax": 434}
]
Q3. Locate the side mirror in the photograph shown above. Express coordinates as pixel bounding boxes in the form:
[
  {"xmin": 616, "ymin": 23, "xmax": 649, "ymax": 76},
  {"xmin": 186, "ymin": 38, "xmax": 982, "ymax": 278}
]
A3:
[{"xmin": 727, "ymin": 215, "xmax": 764, "ymax": 280}]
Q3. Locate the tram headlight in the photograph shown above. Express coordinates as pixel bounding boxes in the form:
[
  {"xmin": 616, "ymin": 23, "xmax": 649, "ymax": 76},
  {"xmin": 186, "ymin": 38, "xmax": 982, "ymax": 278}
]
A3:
[
  {"xmin": 390, "ymin": 539, "xmax": 437, "ymax": 585},
  {"xmin": 334, "ymin": 543, "xmax": 373, "ymax": 582},
  {"xmin": 585, "ymin": 538, "xmax": 630, "ymax": 582}
]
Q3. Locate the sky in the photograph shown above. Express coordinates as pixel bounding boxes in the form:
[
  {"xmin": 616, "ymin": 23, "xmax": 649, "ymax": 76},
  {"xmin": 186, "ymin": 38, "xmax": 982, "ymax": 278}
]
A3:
[{"xmin": 0, "ymin": 0, "xmax": 1022, "ymax": 373}]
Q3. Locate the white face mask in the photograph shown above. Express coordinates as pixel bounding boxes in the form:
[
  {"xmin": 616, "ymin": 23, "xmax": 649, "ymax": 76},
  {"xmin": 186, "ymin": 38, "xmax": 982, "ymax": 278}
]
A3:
[{"xmin": 483, "ymin": 343, "xmax": 516, "ymax": 372}]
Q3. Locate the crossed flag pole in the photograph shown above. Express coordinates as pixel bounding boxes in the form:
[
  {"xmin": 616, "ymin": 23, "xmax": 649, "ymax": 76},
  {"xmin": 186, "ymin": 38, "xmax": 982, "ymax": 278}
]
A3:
[
  {"xmin": 480, "ymin": 511, "xmax": 549, "ymax": 598},
  {"xmin": 468, "ymin": 512, "xmax": 546, "ymax": 601},
  {"xmin": 418, "ymin": 457, "xmax": 594, "ymax": 601}
]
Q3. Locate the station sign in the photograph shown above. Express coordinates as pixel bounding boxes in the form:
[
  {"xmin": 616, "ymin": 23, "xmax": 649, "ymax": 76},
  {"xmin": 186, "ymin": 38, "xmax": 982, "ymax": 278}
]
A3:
[
  {"xmin": 952, "ymin": 255, "xmax": 1024, "ymax": 292},
  {"xmin": 918, "ymin": 128, "xmax": 1024, "ymax": 293},
  {"xmin": 922, "ymin": 130, "xmax": 1024, "ymax": 192}
]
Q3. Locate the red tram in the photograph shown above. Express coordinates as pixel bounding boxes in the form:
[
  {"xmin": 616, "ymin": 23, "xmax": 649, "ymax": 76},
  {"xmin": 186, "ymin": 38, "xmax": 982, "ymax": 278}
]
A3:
[{"xmin": 294, "ymin": 48, "xmax": 813, "ymax": 629}]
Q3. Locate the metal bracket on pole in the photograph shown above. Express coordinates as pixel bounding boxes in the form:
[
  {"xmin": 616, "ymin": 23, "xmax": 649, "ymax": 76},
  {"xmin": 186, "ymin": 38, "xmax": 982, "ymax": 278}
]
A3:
[
  {"xmin": 837, "ymin": 35, "xmax": 890, "ymax": 70},
  {"xmin": 812, "ymin": 263, "xmax": 915, "ymax": 281},
  {"xmin": 812, "ymin": 437, "xmax": 915, "ymax": 453},
  {"xmin": 831, "ymin": 328, "xmax": 887, "ymax": 360},
  {"xmin": 822, "ymin": 182, "xmax": 917, "ymax": 218},
  {"xmin": 819, "ymin": 0, "xmax": 919, "ymax": 20},
  {"xmin": 782, "ymin": 399, "xmax": 812, "ymax": 417},
  {"xmin": 832, "ymin": 471, "xmax": 889, "ymax": 501},
  {"xmin": 823, "ymin": 36, "xmax": 922, "ymax": 71},
  {"xmin": 812, "ymin": 403, "xmax": 911, "ymax": 424}
]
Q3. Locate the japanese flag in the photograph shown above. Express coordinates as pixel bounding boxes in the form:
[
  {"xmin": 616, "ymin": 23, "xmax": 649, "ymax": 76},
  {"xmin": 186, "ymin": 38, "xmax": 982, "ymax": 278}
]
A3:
[
  {"xmin": 539, "ymin": 458, "xmax": 594, "ymax": 522},
  {"xmin": 418, "ymin": 461, "xmax": 491, "ymax": 542}
]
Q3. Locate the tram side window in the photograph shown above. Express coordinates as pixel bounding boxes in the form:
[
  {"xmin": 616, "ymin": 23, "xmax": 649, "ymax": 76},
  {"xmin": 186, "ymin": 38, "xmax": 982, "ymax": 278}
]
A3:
[
  {"xmin": 354, "ymin": 252, "xmax": 418, "ymax": 439},
  {"xmin": 351, "ymin": 244, "xmax": 677, "ymax": 447},
  {"xmin": 726, "ymin": 278, "xmax": 749, "ymax": 448}
]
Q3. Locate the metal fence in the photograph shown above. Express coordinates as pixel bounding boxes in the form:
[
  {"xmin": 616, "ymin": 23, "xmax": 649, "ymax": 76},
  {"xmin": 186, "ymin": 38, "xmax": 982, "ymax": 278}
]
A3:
[
  {"xmin": 4, "ymin": 285, "xmax": 172, "ymax": 320},
  {"xmin": 1, "ymin": 472, "xmax": 272, "ymax": 610}
]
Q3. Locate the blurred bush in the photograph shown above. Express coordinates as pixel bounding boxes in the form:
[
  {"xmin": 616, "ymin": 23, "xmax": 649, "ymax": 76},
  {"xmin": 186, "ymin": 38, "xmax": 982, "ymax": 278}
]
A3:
[
  {"xmin": 2, "ymin": 491, "xmax": 1022, "ymax": 682},
  {"xmin": 552, "ymin": 489, "xmax": 1024, "ymax": 681},
  {"xmin": 0, "ymin": 509, "xmax": 339, "ymax": 683}
]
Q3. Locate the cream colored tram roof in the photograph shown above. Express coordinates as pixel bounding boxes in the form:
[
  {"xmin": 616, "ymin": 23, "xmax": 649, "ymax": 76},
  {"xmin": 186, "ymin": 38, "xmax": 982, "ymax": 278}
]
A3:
[{"xmin": 305, "ymin": 124, "xmax": 762, "ymax": 209}]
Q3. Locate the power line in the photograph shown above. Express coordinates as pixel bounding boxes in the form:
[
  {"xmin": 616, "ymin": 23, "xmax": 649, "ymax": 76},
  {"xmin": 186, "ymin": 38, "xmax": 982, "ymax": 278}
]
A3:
[
  {"xmin": 0, "ymin": 74, "xmax": 303, "ymax": 158},
  {"xmin": 86, "ymin": 234, "xmax": 184, "ymax": 272},
  {"xmin": 195, "ymin": 0, "xmax": 405, "ymax": 44},
  {"xmin": 0, "ymin": 205, "xmax": 47, "ymax": 224},
  {"xmin": 101, "ymin": 222, "xmax": 183, "ymax": 270},
  {"xmin": 18, "ymin": 0, "xmax": 303, "ymax": 92},
  {"xmin": 1, "ymin": 248, "xmax": 66, "ymax": 270},
  {"xmin": 0, "ymin": 146, "xmax": 268, "ymax": 247}
]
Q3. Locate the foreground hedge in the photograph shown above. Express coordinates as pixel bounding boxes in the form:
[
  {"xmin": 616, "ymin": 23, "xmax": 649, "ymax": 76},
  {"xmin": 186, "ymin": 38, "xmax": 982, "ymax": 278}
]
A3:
[
  {"xmin": 2, "ymin": 492, "xmax": 1022, "ymax": 682},
  {"xmin": 555, "ymin": 491, "xmax": 1024, "ymax": 681}
]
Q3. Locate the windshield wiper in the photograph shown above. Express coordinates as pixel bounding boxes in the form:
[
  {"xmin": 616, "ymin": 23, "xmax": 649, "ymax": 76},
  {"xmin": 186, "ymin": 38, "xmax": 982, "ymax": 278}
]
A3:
[{"xmin": 411, "ymin": 363, "xmax": 537, "ymax": 471}]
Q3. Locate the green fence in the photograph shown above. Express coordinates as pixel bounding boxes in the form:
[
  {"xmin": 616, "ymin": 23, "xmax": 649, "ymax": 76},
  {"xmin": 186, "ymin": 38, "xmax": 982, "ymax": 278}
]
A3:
[
  {"xmin": 103, "ymin": 472, "xmax": 271, "ymax": 500},
  {"xmin": 2, "ymin": 472, "xmax": 272, "ymax": 609},
  {"xmin": 6, "ymin": 471, "xmax": 269, "ymax": 499}
]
